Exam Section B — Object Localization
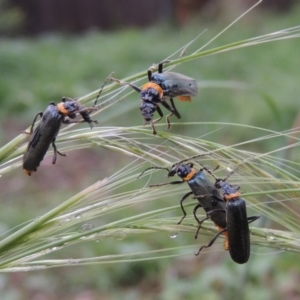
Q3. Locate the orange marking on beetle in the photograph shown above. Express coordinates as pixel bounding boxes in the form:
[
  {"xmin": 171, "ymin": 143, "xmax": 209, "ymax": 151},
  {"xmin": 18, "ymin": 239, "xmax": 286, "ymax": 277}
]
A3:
[
  {"xmin": 223, "ymin": 238, "xmax": 229, "ymax": 250},
  {"xmin": 182, "ymin": 168, "xmax": 196, "ymax": 181},
  {"xmin": 24, "ymin": 169, "xmax": 33, "ymax": 176},
  {"xmin": 142, "ymin": 82, "xmax": 163, "ymax": 98},
  {"xmin": 178, "ymin": 95, "xmax": 192, "ymax": 102},
  {"xmin": 215, "ymin": 224, "xmax": 229, "ymax": 250},
  {"xmin": 224, "ymin": 192, "xmax": 241, "ymax": 201},
  {"xmin": 57, "ymin": 103, "xmax": 69, "ymax": 115},
  {"xmin": 215, "ymin": 224, "xmax": 227, "ymax": 237}
]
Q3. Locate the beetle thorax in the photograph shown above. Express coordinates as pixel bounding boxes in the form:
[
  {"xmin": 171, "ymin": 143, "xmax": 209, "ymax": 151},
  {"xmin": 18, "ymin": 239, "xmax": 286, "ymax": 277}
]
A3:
[{"xmin": 141, "ymin": 83, "xmax": 163, "ymax": 103}]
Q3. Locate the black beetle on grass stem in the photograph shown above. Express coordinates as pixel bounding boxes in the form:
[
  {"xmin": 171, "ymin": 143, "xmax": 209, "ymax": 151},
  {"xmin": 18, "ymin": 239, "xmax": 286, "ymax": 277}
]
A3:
[{"xmin": 23, "ymin": 76, "xmax": 111, "ymax": 175}]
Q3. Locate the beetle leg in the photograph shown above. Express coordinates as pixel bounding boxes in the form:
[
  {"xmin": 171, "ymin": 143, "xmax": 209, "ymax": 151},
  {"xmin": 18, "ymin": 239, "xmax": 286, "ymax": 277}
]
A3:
[
  {"xmin": 151, "ymin": 105, "xmax": 163, "ymax": 135},
  {"xmin": 149, "ymin": 180, "xmax": 184, "ymax": 188},
  {"xmin": 147, "ymin": 61, "xmax": 167, "ymax": 75},
  {"xmin": 63, "ymin": 111, "xmax": 98, "ymax": 129},
  {"xmin": 195, "ymin": 227, "xmax": 227, "ymax": 256},
  {"xmin": 169, "ymin": 98, "xmax": 181, "ymax": 119},
  {"xmin": 160, "ymin": 100, "xmax": 181, "ymax": 120},
  {"xmin": 147, "ymin": 69, "xmax": 152, "ymax": 81},
  {"xmin": 164, "ymin": 105, "xmax": 180, "ymax": 129},
  {"xmin": 177, "ymin": 191, "xmax": 194, "ymax": 225},
  {"xmin": 25, "ymin": 112, "xmax": 43, "ymax": 134},
  {"xmin": 165, "ymin": 112, "xmax": 173, "ymax": 129},
  {"xmin": 51, "ymin": 138, "xmax": 66, "ymax": 164},
  {"xmin": 193, "ymin": 204, "xmax": 209, "ymax": 239},
  {"xmin": 78, "ymin": 107, "xmax": 99, "ymax": 129},
  {"xmin": 78, "ymin": 107, "xmax": 97, "ymax": 114},
  {"xmin": 156, "ymin": 98, "xmax": 180, "ymax": 130},
  {"xmin": 157, "ymin": 60, "xmax": 172, "ymax": 70},
  {"xmin": 247, "ymin": 215, "xmax": 260, "ymax": 224},
  {"xmin": 194, "ymin": 207, "xmax": 226, "ymax": 240},
  {"xmin": 158, "ymin": 63, "xmax": 163, "ymax": 73},
  {"xmin": 64, "ymin": 118, "xmax": 98, "ymax": 126},
  {"xmin": 205, "ymin": 208, "xmax": 226, "ymax": 216}
]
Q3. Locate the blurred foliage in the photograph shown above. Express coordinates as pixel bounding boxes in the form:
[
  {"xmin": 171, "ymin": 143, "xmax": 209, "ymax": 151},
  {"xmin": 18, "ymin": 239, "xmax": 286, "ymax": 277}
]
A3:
[
  {"xmin": 0, "ymin": 4, "xmax": 300, "ymax": 146},
  {"xmin": 0, "ymin": 0, "xmax": 24, "ymax": 36},
  {"xmin": 1, "ymin": 3, "xmax": 300, "ymax": 300}
]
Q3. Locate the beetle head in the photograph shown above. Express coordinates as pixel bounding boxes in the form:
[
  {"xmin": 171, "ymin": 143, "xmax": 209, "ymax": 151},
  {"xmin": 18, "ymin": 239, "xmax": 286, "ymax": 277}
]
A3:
[
  {"xmin": 140, "ymin": 101, "xmax": 156, "ymax": 123},
  {"xmin": 215, "ymin": 179, "xmax": 225, "ymax": 189},
  {"xmin": 63, "ymin": 100, "xmax": 80, "ymax": 113},
  {"xmin": 170, "ymin": 164, "xmax": 191, "ymax": 179}
]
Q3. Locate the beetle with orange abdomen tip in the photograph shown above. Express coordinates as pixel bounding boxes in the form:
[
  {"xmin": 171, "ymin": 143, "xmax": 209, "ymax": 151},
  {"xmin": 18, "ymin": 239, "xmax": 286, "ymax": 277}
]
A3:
[
  {"xmin": 22, "ymin": 97, "xmax": 98, "ymax": 176},
  {"xmin": 110, "ymin": 62, "xmax": 198, "ymax": 135},
  {"xmin": 213, "ymin": 179, "xmax": 260, "ymax": 264},
  {"xmin": 197, "ymin": 166, "xmax": 260, "ymax": 264},
  {"xmin": 23, "ymin": 75, "xmax": 112, "ymax": 175}
]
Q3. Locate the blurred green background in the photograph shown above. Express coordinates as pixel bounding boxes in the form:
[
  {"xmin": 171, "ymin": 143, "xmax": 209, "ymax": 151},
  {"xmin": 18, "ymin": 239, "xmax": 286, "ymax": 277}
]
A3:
[{"xmin": 1, "ymin": 0, "xmax": 300, "ymax": 299}]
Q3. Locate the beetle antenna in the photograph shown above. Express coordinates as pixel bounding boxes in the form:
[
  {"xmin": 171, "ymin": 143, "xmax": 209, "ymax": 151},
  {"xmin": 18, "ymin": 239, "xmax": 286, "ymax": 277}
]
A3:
[
  {"xmin": 222, "ymin": 169, "xmax": 236, "ymax": 182},
  {"xmin": 94, "ymin": 72, "xmax": 114, "ymax": 107},
  {"xmin": 195, "ymin": 162, "xmax": 220, "ymax": 181},
  {"xmin": 110, "ymin": 77, "xmax": 141, "ymax": 93},
  {"xmin": 137, "ymin": 167, "xmax": 170, "ymax": 179},
  {"xmin": 175, "ymin": 153, "xmax": 211, "ymax": 165}
]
